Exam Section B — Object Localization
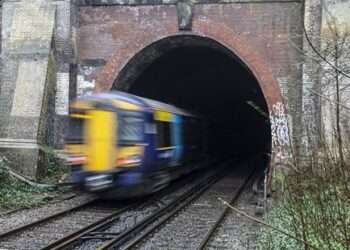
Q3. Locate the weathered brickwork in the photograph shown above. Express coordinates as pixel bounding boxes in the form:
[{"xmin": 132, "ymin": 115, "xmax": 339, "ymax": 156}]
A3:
[
  {"xmin": 78, "ymin": 2, "xmax": 303, "ymax": 104},
  {"xmin": 51, "ymin": 0, "xmax": 76, "ymax": 147},
  {"xmin": 1, "ymin": 0, "xmax": 328, "ymax": 177},
  {"xmin": 77, "ymin": 1, "xmax": 303, "ymax": 161}
]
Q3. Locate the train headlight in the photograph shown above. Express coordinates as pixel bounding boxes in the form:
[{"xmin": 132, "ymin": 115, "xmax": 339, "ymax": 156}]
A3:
[
  {"xmin": 117, "ymin": 155, "xmax": 142, "ymax": 166},
  {"xmin": 65, "ymin": 155, "xmax": 87, "ymax": 165}
]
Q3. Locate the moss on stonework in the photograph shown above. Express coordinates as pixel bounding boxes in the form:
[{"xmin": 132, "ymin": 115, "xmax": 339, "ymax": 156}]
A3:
[{"xmin": 38, "ymin": 146, "xmax": 69, "ymax": 184}]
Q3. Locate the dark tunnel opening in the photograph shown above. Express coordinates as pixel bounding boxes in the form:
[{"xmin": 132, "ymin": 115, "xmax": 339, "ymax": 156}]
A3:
[{"xmin": 113, "ymin": 36, "xmax": 271, "ymax": 164}]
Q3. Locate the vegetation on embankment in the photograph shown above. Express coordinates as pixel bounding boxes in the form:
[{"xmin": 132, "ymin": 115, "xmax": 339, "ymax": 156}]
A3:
[
  {"xmin": 258, "ymin": 7, "xmax": 350, "ymax": 249},
  {"xmin": 0, "ymin": 149, "xmax": 69, "ymax": 210},
  {"xmin": 258, "ymin": 149, "xmax": 350, "ymax": 250}
]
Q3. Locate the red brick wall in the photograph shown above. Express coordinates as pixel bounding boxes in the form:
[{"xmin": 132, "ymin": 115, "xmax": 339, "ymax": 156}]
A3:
[{"xmin": 77, "ymin": 2, "xmax": 303, "ymax": 110}]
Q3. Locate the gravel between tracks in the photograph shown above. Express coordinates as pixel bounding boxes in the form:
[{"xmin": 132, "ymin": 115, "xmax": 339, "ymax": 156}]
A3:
[
  {"xmin": 0, "ymin": 199, "xmax": 133, "ymax": 250},
  {"xmin": 0, "ymin": 162, "xmax": 262, "ymax": 250},
  {"xmin": 71, "ymin": 169, "xmax": 218, "ymax": 250},
  {"xmin": 204, "ymin": 187, "xmax": 261, "ymax": 250},
  {"xmin": 136, "ymin": 168, "xmax": 254, "ymax": 250},
  {"xmin": 0, "ymin": 192, "xmax": 95, "ymax": 234}
]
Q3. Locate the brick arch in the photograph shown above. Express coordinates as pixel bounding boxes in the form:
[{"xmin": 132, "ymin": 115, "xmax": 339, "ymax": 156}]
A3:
[{"xmin": 95, "ymin": 19, "xmax": 282, "ymax": 112}]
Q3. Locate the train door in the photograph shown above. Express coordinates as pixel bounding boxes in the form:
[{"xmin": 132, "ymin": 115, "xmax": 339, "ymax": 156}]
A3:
[{"xmin": 154, "ymin": 111, "xmax": 176, "ymax": 168}]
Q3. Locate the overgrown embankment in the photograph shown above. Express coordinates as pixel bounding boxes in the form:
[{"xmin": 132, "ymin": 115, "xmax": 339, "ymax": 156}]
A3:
[
  {"xmin": 0, "ymin": 149, "xmax": 69, "ymax": 210},
  {"xmin": 259, "ymin": 147, "xmax": 350, "ymax": 250}
]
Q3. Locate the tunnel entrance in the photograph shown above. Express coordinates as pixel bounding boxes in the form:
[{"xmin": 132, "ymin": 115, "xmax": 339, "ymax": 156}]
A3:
[{"xmin": 112, "ymin": 35, "xmax": 271, "ymax": 163}]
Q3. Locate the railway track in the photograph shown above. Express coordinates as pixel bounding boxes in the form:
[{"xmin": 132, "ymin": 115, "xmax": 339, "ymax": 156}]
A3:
[
  {"xmin": 95, "ymin": 166, "xmax": 227, "ymax": 250},
  {"xmin": 197, "ymin": 168, "xmax": 254, "ymax": 250},
  {"xmin": 65, "ymin": 161, "xmax": 255, "ymax": 250},
  {"xmin": 0, "ymin": 160, "xmax": 224, "ymax": 250},
  {"xmin": 121, "ymin": 161, "xmax": 256, "ymax": 250},
  {"xmin": 0, "ymin": 197, "xmax": 98, "ymax": 239},
  {"xmin": 0, "ymin": 198, "xmax": 139, "ymax": 250},
  {"xmin": 43, "ymin": 162, "xmax": 227, "ymax": 250}
]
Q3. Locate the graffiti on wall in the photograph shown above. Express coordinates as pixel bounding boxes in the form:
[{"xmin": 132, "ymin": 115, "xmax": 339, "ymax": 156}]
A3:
[
  {"xmin": 77, "ymin": 65, "xmax": 97, "ymax": 97},
  {"xmin": 270, "ymin": 101, "xmax": 290, "ymax": 162}
]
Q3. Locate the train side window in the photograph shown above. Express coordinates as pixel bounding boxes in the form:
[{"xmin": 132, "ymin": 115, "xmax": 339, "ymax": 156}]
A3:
[
  {"xmin": 66, "ymin": 117, "xmax": 84, "ymax": 144},
  {"xmin": 156, "ymin": 121, "xmax": 172, "ymax": 148},
  {"xmin": 145, "ymin": 123, "xmax": 157, "ymax": 134},
  {"xmin": 117, "ymin": 111, "xmax": 144, "ymax": 145}
]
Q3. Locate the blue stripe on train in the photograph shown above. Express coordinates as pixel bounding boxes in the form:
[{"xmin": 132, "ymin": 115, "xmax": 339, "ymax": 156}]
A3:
[{"xmin": 173, "ymin": 114, "xmax": 183, "ymax": 165}]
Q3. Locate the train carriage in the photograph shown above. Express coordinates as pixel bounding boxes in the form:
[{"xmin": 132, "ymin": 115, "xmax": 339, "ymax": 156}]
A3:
[{"xmin": 65, "ymin": 91, "xmax": 205, "ymax": 198}]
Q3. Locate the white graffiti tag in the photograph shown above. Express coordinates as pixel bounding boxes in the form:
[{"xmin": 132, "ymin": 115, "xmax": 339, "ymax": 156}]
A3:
[{"xmin": 270, "ymin": 102, "xmax": 290, "ymax": 147}]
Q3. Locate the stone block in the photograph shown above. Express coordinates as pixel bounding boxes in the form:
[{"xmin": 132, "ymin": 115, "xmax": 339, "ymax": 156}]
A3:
[
  {"xmin": 177, "ymin": 1, "xmax": 193, "ymax": 31},
  {"xmin": 0, "ymin": 0, "xmax": 57, "ymax": 178},
  {"xmin": 7, "ymin": 0, "xmax": 56, "ymax": 54},
  {"xmin": 0, "ymin": 139, "xmax": 46, "ymax": 178},
  {"xmin": 11, "ymin": 60, "xmax": 48, "ymax": 117}
]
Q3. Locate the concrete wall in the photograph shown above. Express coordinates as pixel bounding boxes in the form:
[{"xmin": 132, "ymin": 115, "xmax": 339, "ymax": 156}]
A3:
[
  {"xmin": 321, "ymin": 0, "xmax": 350, "ymax": 146},
  {"xmin": 0, "ymin": 0, "xmax": 57, "ymax": 177}
]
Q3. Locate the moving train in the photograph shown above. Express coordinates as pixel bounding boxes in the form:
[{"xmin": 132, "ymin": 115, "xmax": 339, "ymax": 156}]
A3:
[{"xmin": 64, "ymin": 91, "xmax": 206, "ymax": 198}]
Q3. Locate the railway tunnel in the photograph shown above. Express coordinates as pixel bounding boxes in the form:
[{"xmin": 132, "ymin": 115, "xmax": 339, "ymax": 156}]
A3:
[{"xmin": 112, "ymin": 35, "xmax": 271, "ymax": 166}]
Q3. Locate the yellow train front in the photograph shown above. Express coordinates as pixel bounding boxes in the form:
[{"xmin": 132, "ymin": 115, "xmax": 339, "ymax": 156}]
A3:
[{"xmin": 65, "ymin": 91, "xmax": 204, "ymax": 198}]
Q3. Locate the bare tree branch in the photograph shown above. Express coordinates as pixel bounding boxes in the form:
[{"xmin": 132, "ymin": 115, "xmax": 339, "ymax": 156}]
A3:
[
  {"xmin": 308, "ymin": 87, "xmax": 350, "ymax": 111},
  {"xmin": 218, "ymin": 197, "xmax": 320, "ymax": 250},
  {"xmin": 303, "ymin": 17, "xmax": 350, "ymax": 79}
]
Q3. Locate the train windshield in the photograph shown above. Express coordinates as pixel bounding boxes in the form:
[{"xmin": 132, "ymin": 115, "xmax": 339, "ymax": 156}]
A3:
[
  {"xmin": 118, "ymin": 111, "xmax": 144, "ymax": 144},
  {"xmin": 66, "ymin": 117, "xmax": 84, "ymax": 144}
]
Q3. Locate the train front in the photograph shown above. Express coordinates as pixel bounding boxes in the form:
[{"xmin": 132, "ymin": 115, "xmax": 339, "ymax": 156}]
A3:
[{"xmin": 64, "ymin": 97, "xmax": 149, "ymax": 198}]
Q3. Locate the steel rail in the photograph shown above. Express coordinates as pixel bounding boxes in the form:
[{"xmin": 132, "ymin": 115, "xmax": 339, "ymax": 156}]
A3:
[
  {"xmin": 42, "ymin": 183, "xmax": 187, "ymax": 250},
  {"xmin": 97, "ymin": 168, "xmax": 228, "ymax": 250},
  {"xmin": 41, "ymin": 160, "xmax": 222, "ymax": 250},
  {"xmin": 0, "ymin": 198, "xmax": 97, "ymax": 240},
  {"xmin": 197, "ymin": 168, "xmax": 256, "ymax": 250},
  {"xmin": 40, "ymin": 201, "xmax": 141, "ymax": 250},
  {"xmin": 121, "ymin": 166, "xmax": 256, "ymax": 250},
  {"xmin": 120, "ymin": 176, "xmax": 222, "ymax": 250}
]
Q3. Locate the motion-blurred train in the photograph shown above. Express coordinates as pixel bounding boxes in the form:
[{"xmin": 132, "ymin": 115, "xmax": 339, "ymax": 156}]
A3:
[{"xmin": 64, "ymin": 91, "xmax": 206, "ymax": 198}]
